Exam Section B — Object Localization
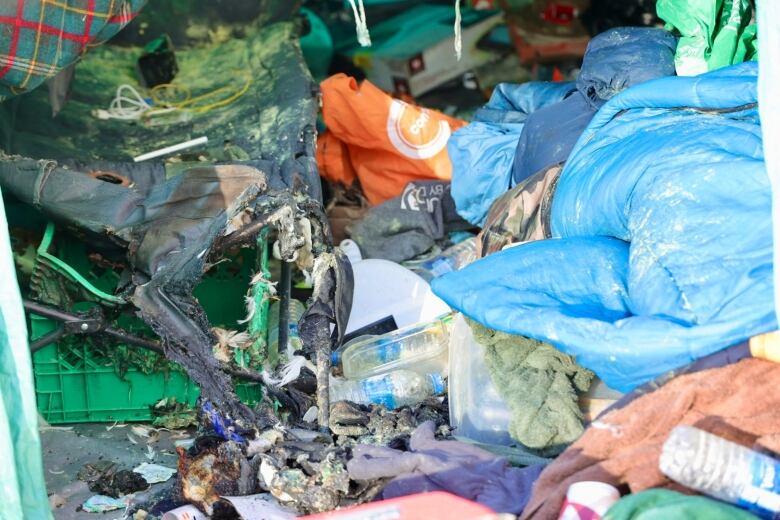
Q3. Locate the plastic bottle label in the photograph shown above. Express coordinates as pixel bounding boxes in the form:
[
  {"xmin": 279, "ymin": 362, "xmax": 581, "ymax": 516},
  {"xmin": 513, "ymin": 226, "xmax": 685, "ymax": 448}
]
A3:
[
  {"xmin": 419, "ymin": 256, "xmax": 456, "ymax": 277},
  {"xmin": 377, "ymin": 341, "xmax": 402, "ymax": 364},
  {"xmin": 430, "ymin": 257, "xmax": 456, "ymax": 277},
  {"xmin": 736, "ymin": 454, "xmax": 780, "ymax": 516},
  {"xmin": 361, "ymin": 377, "xmax": 397, "ymax": 409}
]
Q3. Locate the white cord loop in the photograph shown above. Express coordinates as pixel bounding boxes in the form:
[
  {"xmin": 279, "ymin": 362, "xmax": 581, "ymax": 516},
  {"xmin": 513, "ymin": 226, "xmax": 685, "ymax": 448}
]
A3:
[
  {"xmin": 454, "ymin": 0, "xmax": 463, "ymax": 61},
  {"xmin": 347, "ymin": 0, "xmax": 371, "ymax": 47}
]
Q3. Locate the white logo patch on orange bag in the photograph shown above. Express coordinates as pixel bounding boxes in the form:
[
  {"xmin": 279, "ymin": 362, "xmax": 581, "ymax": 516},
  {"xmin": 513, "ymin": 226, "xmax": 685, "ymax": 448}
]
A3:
[{"xmin": 387, "ymin": 100, "xmax": 452, "ymax": 160}]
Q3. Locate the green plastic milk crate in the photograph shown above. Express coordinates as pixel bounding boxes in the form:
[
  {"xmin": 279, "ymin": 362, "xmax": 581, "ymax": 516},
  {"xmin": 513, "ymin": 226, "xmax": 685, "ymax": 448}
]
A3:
[{"xmin": 29, "ymin": 225, "xmax": 270, "ymax": 424}]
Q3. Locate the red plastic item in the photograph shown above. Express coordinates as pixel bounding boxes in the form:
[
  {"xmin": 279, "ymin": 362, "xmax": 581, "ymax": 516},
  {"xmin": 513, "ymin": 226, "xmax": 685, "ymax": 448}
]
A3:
[
  {"xmin": 542, "ymin": 3, "xmax": 578, "ymax": 25},
  {"xmin": 301, "ymin": 492, "xmax": 497, "ymax": 520}
]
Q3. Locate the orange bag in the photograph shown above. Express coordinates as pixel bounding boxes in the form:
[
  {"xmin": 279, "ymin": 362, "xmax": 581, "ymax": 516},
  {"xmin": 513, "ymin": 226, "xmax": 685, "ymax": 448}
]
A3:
[{"xmin": 317, "ymin": 74, "xmax": 467, "ymax": 205}]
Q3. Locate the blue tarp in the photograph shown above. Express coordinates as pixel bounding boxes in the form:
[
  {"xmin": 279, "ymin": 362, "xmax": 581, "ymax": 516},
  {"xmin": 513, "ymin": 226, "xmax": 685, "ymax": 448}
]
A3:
[
  {"xmin": 449, "ymin": 27, "xmax": 677, "ymax": 227},
  {"xmin": 434, "ymin": 62, "xmax": 775, "ymax": 392}
]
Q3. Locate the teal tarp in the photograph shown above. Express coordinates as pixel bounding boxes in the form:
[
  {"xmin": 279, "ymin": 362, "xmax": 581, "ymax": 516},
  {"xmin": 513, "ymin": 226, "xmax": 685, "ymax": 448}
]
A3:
[{"xmin": 0, "ymin": 187, "xmax": 51, "ymax": 520}]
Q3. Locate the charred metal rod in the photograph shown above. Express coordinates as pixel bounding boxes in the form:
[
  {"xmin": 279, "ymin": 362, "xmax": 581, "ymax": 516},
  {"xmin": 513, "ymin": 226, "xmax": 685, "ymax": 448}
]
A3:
[
  {"xmin": 23, "ymin": 299, "xmax": 78, "ymax": 322},
  {"xmin": 102, "ymin": 328, "xmax": 165, "ymax": 355},
  {"xmin": 317, "ymin": 334, "xmax": 331, "ymax": 433},
  {"xmin": 24, "ymin": 299, "xmax": 164, "ymax": 355},
  {"xmin": 29, "ymin": 327, "xmax": 66, "ymax": 353},
  {"xmin": 216, "ymin": 213, "xmax": 273, "ymax": 251}
]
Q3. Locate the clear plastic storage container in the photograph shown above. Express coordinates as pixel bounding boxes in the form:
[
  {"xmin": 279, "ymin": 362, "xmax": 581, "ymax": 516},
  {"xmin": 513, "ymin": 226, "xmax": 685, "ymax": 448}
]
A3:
[
  {"xmin": 448, "ymin": 314, "xmax": 621, "ymax": 446},
  {"xmin": 448, "ymin": 314, "xmax": 515, "ymax": 446}
]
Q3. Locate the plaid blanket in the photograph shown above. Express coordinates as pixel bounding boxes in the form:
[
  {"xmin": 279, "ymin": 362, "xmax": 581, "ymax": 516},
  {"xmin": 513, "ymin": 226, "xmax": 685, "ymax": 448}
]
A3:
[{"xmin": 0, "ymin": 0, "xmax": 146, "ymax": 100}]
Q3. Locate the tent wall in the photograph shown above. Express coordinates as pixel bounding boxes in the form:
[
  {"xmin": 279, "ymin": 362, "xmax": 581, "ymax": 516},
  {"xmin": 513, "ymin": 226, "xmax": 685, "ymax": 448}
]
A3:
[{"xmin": 758, "ymin": 1, "xmax": 780, "ymax": 324}]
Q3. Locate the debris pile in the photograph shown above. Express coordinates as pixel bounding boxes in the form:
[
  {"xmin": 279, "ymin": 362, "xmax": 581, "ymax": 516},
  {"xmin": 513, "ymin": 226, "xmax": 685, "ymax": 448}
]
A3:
[{"xmin": 0, "ymin": 1, "xmax": 778, "ymax": 519}]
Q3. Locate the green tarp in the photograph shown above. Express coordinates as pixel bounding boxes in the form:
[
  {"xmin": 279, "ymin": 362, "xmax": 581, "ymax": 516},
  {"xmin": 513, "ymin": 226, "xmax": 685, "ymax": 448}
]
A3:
[{"xmin": 657, "ymin": 0, "xmax": 758, "ymax": 76}]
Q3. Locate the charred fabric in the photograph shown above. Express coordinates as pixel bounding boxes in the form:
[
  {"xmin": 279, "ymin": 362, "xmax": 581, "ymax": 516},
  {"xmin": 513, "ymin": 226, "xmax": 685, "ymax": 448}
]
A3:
[{"xmin": 0, "ymin": 149, "xmax": 356, "ymax": 424}]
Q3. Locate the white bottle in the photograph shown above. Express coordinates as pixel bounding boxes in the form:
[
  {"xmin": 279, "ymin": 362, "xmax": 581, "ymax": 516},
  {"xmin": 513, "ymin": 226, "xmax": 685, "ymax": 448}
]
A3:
[
  {"xmin": 333, "ymin": 315, "xmax": 452, "ymax": 380},
  {"xmin": 268, "ymin": 299, "xmax": 306, "ymax": 361},
  {"xmin": 329, "ymin": 370, "xmax": 446, "ymax": 410},
  {"xmin": 660, "ymin": 425, "xmax": 780, "ymax": 519}
]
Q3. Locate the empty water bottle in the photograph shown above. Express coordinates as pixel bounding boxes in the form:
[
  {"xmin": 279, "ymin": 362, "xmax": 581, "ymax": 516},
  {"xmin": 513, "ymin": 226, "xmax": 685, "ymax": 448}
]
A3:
[
  {"xmin": 333, "ymin": 315, "xmax": 452, "ymax": 380},
  {"xmin": 660, "ymin": 425, "xmax": 780, "ymax": 519},
  {"xmin": 268, "ymin": 299, "xmax": 306, "ymax": 361},
  {"xmin": 329, "ymin": 369, "xmax": 446, "ymax": 409}
]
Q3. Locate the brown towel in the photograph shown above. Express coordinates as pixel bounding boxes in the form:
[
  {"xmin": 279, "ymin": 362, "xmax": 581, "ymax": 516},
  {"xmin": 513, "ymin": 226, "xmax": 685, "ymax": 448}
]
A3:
[{"xmin": 521, "ymin": 358, "xmax": 780, "ymax": 519}]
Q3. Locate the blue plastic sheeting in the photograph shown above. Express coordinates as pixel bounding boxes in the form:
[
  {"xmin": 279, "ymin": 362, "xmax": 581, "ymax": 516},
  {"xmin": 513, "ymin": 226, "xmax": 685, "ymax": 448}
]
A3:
[
  {"xmin": 511, "ymin": 27, "xmax": 677, "ymax": 186},
  {"xmin": 449, "ymin": 82, "xmax": 573, "ymax": 226},
  {"xmin": 433, "ymin": 62, "xmax": 775, "ymax": 392}
]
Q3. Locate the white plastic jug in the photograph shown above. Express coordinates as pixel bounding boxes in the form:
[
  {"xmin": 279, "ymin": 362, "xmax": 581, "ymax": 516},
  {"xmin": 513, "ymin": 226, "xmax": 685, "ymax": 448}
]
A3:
[{"xmin": 346, "ymin": 257, "xmax": 451, "ymax": 335}]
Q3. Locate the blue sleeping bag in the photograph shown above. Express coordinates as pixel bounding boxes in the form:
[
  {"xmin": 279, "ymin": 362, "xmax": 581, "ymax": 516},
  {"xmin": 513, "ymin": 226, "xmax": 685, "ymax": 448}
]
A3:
[
  {"xmin": 433, "ymin": 62, "xmax": 775, "ymax": 392},
  {"xmin": 449, "ymin": 82, "xmax": 574, "ymax": 226},
  {"xmin": 450, "ymin": 27, "xmax": 677, "ymax": 226},
  {"xmin": 511, "ymin": 28, "xmax": 677, "ymax": 186}
]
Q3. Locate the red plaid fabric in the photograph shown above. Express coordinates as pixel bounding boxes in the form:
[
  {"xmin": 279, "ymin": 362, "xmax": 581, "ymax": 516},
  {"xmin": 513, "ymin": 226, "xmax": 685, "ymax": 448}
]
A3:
[{"xmin": 0, "ymin": 0, "xmax": 146, "ymax": 100}]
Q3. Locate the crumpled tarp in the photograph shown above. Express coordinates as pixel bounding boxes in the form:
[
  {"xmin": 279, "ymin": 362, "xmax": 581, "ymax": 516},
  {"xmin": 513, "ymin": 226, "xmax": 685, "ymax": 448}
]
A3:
[
  {"xmin": 0, "ymin": 192, "xmax": 51, "ymax": 519},
  {"xmin": 449, "ymin": 27, "xmax": 676, "ymax": 226},
  {"xmin": 657, "ymin": 0, "xmax": 757, "ymax": 77},
  {"xmin": 758, "ymin": 0, "xmax": 780, "ymax": 327},
  {"xmin": 433, "ymin": 62, "xmax": 775, "ymax": 392}
]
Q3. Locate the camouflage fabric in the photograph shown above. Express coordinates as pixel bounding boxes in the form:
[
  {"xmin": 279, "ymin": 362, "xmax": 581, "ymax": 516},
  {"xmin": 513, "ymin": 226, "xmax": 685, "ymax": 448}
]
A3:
[
  {"xmin": 476, "ymin": 163, "xmax": 562, "ymax": 258},
  {"xmin": 0, "ymin": 0, "xmax": 146, "ymax": 101}
]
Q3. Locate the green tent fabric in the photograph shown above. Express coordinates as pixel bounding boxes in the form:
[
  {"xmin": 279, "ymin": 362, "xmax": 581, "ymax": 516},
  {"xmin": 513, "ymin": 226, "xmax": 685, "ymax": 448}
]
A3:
[
  {"xmin": 657, "ymin": 0, "xmax": 758, "ymax": 76},
  {"xmin": 0, "ymin": 190, "xmax": 51, "ymax": 520},
  {"xmin": 604, "ymin": 489, "xmax": 759, "ymax": 520}
]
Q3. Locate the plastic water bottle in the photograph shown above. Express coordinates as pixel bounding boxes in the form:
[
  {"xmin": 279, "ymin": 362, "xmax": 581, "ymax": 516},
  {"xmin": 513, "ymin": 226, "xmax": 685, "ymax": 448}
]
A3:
[
  {"xmin": 411, "ymin": 238, "xmax": 477, "ymax": 281},
  {"xmin": 660, "ymin": 425, "xmax": 780, "ymax": 519},
  {"xmin": 333, "ymin": 315, "xmax": 452, "ymax": 380},
  {"xmin": 329, "ymin": 370, "xmax": 446, "ymax": 409},
  {"xmin": 268, "ymin": 299, "xmax": 306, "ymax": 361}
]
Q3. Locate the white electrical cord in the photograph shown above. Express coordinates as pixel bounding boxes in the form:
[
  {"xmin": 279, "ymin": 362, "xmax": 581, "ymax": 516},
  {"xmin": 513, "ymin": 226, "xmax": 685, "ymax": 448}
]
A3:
[
  {"xmin": 106, "ymin": 84, "xmax": 151, "ymax": 120},
  {"xmin": 347, "ymin": 0, "xmax": 371, "ymax": 47},
  {"xmin": 454, "ymin": 0, "xmax": 463, "ymax": 61}
]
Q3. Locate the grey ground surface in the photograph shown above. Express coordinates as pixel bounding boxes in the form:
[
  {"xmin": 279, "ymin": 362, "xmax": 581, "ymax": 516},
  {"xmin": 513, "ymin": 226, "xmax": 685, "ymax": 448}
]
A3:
[{"xmin": 42, "ymin": 422, "xmax": 192, "ymax": 519}]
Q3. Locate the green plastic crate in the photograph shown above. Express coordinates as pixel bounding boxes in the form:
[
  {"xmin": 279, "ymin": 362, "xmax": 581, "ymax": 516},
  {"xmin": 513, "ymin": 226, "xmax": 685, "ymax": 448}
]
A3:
[{"xmin": 29, "ymin": 227, "xmax": 270, "ymax": 424}]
